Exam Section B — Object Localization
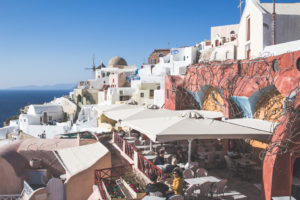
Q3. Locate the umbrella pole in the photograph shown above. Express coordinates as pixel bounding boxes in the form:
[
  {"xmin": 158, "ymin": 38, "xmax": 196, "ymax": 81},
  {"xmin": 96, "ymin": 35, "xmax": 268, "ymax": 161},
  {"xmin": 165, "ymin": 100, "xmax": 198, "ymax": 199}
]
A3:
[
  {"xmin": 150, "ymin": 140, "xmax": 153, "ymax": 151},
  {"xmin": 188, "ymin": 139, "xmax": 193, "ymax": 167}
]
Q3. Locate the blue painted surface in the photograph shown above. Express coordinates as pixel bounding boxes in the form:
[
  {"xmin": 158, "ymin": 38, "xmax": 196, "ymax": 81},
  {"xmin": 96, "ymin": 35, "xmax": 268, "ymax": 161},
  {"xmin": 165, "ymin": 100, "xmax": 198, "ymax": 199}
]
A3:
[
  {"xmin": 187, "ymin": 85, "xmax": 224, "ymax": 109},
  {"xmin": 231, "ymin": 96, "xmax": 252, "ymax": 118},
  {"xmin": 231, "ymin": 85, "xmax": 277, "ymax": 118}
]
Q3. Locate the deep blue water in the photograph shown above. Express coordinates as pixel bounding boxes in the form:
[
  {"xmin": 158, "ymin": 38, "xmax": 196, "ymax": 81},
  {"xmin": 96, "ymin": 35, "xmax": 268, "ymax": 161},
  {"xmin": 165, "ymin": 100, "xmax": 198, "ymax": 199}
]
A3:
[{"xmin": 0, "ymin": 90, "xmax": 70, "ymax": 127}]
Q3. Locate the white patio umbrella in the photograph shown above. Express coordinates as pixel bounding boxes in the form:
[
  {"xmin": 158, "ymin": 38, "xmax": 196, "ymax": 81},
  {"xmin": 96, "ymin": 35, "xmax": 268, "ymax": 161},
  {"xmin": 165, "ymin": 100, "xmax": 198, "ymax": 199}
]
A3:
[{"xmin": 122, "ymin": 114, "xmax": 272, "ymax": 166}]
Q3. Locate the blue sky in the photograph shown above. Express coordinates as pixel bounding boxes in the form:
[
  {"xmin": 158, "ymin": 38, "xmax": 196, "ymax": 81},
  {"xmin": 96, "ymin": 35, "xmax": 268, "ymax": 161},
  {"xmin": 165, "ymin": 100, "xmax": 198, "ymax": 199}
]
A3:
[{"xmin": 0, "ymin": 0, "xmax": 299, "ymax": 89}]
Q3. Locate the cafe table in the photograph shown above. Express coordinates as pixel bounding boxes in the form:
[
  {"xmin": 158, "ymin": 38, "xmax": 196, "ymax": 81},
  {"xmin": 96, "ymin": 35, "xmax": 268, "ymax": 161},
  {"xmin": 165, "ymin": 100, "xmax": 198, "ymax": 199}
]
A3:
[{"xmin": 185, "ymin": 176, "xmax": 220, "ymax": 186}]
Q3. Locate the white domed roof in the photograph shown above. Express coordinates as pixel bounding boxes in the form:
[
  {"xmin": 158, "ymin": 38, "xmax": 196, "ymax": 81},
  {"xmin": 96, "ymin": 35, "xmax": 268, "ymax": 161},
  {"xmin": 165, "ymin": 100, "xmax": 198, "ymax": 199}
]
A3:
[{"xmin": 107, "ymin": 56, "xmax": 127, "ymax": 68}]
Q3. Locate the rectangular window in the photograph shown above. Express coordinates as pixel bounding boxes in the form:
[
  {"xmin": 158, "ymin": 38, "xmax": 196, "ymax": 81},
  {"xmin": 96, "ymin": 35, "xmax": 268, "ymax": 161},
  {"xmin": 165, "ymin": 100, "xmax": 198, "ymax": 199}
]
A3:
[
  {"xmin": 247, "ymin": 17, "xmax": 251, "ymax": 41},
  {"xmin": 166, "ymin": 89, "xmax": 169, "ymax": 99},
  {"xmin": 49, "ymin": 116, "xmax": 52, "ymax": 121},
  {"xmin": 149, "ymin": 90, "xmax": 154, "ymax": 98},
  {"xmin": 151, "ymin": 58, "xmax": 156, "ymax": 64},
  {"xmin": 120, "ymin": 90, "xmax": 123, "ymax": 95},
  {"xmin": 140, "ymin": 92, "xmax": 144, "ymax": 98}
]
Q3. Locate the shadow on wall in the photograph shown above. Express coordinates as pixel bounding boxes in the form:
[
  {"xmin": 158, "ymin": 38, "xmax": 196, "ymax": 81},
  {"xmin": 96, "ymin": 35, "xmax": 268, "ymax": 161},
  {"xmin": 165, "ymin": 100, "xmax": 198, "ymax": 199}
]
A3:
[{"xmin": 231, "ymin": 85, "xmax": 284, "ymax": 121}]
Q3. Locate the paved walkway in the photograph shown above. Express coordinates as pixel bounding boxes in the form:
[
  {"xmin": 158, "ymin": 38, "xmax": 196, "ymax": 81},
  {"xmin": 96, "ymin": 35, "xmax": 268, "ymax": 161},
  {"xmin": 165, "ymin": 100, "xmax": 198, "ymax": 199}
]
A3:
[{"xmin": 101, "ymin": 136, "xmax": 130, "ymax": 167}]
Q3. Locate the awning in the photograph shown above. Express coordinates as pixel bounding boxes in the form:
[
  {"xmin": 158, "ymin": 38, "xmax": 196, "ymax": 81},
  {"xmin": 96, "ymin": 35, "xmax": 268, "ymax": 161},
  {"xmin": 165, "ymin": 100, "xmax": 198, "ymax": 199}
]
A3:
[
  {"xmin": 93, "ymin": 104, "xmax": 126, "ymax": 114},
  {"xmin": 122, "ymin": 116, "xmax": 272, "ymax": 142},
  {"xmin": 103, "ymin": 105, "xmax": 145, "ymax": 121},
  {"xmin": 104, "ymin": 106, "xmax": 223, "ymax": 122},
  {"xmin": 56, "ymin": 142, "xmax": 109, "ymax": 176}
]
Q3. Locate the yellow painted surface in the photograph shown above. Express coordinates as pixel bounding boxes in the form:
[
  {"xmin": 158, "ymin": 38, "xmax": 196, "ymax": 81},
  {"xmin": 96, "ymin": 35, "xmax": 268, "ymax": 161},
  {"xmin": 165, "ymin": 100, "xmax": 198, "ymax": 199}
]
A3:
[
  {"xmin": 100, "ymin": 114, "xmax": 117, "ymax": 126},
  {"xmin": 202, "ymin": 87, "xmax": 224, "ymax": 112},
  {"xmin": 249, "ymin": 139, "xmax": 268, "ymax": 149},
  {"xmin": 253, "ymin": 89, "xmax": 284, "ymax": 122}
]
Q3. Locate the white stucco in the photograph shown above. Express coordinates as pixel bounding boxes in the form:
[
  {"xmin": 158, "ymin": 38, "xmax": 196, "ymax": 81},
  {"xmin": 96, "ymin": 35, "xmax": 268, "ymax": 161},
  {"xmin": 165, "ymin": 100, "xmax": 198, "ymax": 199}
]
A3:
[
  {"xmin": 237, "ymin": 0, "xmax": 300, "ymax": 59},
  {"xmin": 263, "ymin": 39, "xmax": 300, "ymax": 57}
]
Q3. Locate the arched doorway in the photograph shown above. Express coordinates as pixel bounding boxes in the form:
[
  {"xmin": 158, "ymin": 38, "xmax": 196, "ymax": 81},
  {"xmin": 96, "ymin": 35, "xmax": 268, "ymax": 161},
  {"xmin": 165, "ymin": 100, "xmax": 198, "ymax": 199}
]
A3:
[
  {"xmin": 202, "ymin": 86, "xmax": 224, "ymax": 112},
  {"xmin": 253, "ymin": 87, "xmax": 284, "ymax": 122}
]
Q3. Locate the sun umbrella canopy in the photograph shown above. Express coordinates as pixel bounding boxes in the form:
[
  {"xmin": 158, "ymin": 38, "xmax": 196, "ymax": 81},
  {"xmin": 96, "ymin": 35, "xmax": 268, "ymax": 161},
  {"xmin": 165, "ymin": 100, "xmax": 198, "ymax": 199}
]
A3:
[{"xmin": 122, "ymin": 116, "xmax": 272, "ymax": 142}]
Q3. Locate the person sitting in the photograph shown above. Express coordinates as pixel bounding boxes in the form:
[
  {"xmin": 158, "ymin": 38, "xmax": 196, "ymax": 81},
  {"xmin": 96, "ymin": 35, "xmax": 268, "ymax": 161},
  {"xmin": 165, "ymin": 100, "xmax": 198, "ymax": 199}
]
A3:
[
  {"xmin": 176, "ymin": 149, "xmax": 185, "ymax": 163},
  {"xmin": 145, "ymin": 173, "xmax": 169, "ymax": 197},
  {"xmin": 163, "ymin": 158, "xmax": 179, "ymax": 174},
  {"xmin": 154, "ymin": 150, "xmax": 165, "ymax": 165},
  {"xmin": 170, "ymin": 168, "xmax": 184, "ymax": 195}
]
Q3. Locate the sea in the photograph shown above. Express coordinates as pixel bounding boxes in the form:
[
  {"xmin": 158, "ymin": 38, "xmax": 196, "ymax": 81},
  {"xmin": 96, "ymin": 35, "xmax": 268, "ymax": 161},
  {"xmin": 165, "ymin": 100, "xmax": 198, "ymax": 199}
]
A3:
[{"xmin": 0, "ymin": 90, "xmax": 70, "ymax": 128}]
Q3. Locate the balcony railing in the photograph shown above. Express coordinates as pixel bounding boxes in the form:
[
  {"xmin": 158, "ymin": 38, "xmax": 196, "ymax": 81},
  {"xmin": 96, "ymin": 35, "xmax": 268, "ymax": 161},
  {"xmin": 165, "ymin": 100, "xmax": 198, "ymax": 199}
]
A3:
[
  {"xmin": 124, "ymin": 140, "xmax": 136, "ymax": 160},
  {"xmin": 113, "ymin": 132, "xmax": 124, "ymax": 150},
  {"xmin": 95, "ymin": 165, "xmax": 132, "ymax": 200},
  {"xmin": 137, "ymin": 153, "xmax": 163, "ymax": 179},
  {"xmin": 112, "ymin": 132, "xmax": 163, "ymax": 180}
]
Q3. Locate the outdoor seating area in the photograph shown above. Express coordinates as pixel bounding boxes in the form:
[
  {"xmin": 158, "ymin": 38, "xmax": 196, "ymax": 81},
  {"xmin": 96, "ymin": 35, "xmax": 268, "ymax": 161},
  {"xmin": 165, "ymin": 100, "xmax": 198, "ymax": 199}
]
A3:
[{"xmin": 111, "ymin": 130, "xmax": 263, "ymax": 199}]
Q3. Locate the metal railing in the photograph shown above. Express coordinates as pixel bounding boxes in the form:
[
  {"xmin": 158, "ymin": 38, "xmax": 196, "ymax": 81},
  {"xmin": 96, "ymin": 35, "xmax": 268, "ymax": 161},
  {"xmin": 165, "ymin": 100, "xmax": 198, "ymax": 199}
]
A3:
[
  {"xmin": 137, "ymin": 153, "xmax": 163, "ymax": 179},
  {"xmin": 113, "ymin": 132, "xmax": 124, "ymax": 150},
  {"xmin": 124, "ymin": 140, "xmax": 136, "ymax": 160},
  {"xmin": 95, "ymin": 165, "xmax": 133, "ymax": 200}
]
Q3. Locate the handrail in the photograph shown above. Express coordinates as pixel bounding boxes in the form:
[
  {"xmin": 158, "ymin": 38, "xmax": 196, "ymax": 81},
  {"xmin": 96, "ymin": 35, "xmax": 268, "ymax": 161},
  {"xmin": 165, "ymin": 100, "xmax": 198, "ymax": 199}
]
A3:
[
  {"xmin": 113, "ymin": 132, "xmax": 124, "ymax": 150},
  {"xmin": 137, "ymin": 153, "xmax": 163, "ymax": 178},
  {"xmin": 95, "ymin": 165, "xmax": 133, "ymax": 200},
  {"xmin": 124, "ymin": 140, "xmax": 136, "ymax": 160}
]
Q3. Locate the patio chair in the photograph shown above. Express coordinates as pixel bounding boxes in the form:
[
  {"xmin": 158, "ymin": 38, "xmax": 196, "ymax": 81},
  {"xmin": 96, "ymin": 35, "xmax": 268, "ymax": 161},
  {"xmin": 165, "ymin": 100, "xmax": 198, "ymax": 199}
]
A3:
[
  {"xmin": 194, "ymin": 181, "xmax": 213, "ymax": 198},
  {"xmin": 184, "ymin": 184, "xmax": 197, "ymax": 200},
  {"xmin": 183, "ymin": 168, "xmax": 194, "ymax": 179},
  {"xmin": 211, "ymin": 179, "xmax": 228, "ymax": 197},
  {"xmin": 169, "ymin": 194, "xmax": 184, "ymax": 200},
  {"xmin": 196, "ymin": 168, "xmax": 208, "ymax": 177}
]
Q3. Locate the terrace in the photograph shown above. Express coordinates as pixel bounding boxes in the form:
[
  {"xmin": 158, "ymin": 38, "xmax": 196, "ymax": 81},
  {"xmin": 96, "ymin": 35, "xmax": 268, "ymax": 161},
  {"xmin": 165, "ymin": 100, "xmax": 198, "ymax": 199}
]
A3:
[{"xmin": 93, "ymin": 104, "xmax": 274, "ymax": 199}]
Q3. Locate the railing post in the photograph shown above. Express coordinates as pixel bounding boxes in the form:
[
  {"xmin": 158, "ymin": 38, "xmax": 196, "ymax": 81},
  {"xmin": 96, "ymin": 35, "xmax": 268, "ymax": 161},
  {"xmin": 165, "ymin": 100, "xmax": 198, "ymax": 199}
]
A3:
[
  {"xmin": 134, "ymin": 150, "xmax": 139, "ymax": 169},
  {"xmin": 123, "ymin": 139, "xmax": 126, "ymax": 153}
]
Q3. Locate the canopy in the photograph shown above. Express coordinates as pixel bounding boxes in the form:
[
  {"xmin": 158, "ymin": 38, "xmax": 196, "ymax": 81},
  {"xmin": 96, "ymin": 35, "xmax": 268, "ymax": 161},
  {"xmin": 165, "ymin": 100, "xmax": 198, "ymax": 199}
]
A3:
[
  {"xmin": 122, "ymin": 116, "xmax": 272, "ymax": 142},
  {"xmin": 93, "ymin": 104, "xmax": 127, "ymax": 114},
  {"xmin": 103, "ymin": 105, "xmax": 224, "ymax": 122},
  {"xmin": 103, "ymin": 105, "xmax": 145, "ymax": 121},
  {"xmin": 56, "ymin": 142, "xmax": 109, "ymax": 176},
  {"xmin": 223, "ymin": 118, "xmax": 277, "ymax": 133}
]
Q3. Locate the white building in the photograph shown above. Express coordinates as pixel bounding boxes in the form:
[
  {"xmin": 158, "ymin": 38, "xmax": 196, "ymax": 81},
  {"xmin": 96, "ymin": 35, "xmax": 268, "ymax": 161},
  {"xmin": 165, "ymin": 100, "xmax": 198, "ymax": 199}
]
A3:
[
  {"xmin": 19, "ymin": 104, "xmax": 70, "ymax": 138},
  {"xmin": 105, "ymin": 87, "xmax": 135, "ymax": 104},
  {"xmin": 51, "ymin": 97, "xmax": 77, "ymax": 122},
  {"xmin": 73, "ymin": 56, "xmax": 137, "ymax": 106},
  {"xmin": 237, "ymin": 0, "xmax": 300, "ymax": 59},
  {"xmin": 198, "ymin": 24, "xmax": 239, "ymax": 62},
  {"xmin": 138, "ymin": 46, "xmax": 198, "ymax": 106},
  {"xmin": 131, "ymin": 81, "xmax": 161, "ymax": 106}
]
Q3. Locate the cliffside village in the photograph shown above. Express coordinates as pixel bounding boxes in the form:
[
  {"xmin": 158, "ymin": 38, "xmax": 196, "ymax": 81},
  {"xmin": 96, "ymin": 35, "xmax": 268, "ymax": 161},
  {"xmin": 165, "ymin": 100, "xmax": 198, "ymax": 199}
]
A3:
[{"xmin": 1, "ymin": 0, "xmax": 300, "ymax": 199}]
